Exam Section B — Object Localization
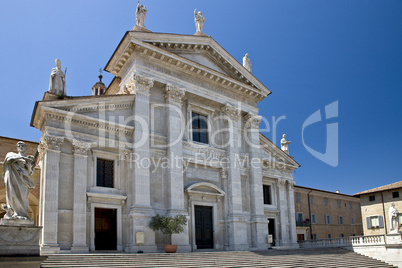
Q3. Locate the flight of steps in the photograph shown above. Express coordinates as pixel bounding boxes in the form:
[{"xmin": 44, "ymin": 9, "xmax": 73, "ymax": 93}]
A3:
[{"xmin": 41, "ymin": 248, "xmax": 396, "ymax": 268}]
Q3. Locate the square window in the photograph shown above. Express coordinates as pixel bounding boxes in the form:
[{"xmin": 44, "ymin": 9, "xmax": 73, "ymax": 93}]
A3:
[
  {"xmin": 263, "ymin": 185, "xmax": 272, "ymax": 205},
  {"xmin": 369, "ymin": 195, "xmax": 375, "ymax": 202},
  {"xmin": 392, "ymin": 191, "xmax": 399, "ymax": 198},
  {"xmin": 326, "ymin": 234, "xmax": 332, "ymax": 239},
  {"xmin": 367, "ymin": 215, "xmax": 384, "ymax": 228},
  {"xmin": 97, "ymin": 158, "xmax": 114, "ymax": 188},
  {"xmin": 340, "ymin": 234, "xmax": 345, "ymax": 238},
  {"xmin": 192, "ymin": 112, "xmax": 208, "ymax": 144}
]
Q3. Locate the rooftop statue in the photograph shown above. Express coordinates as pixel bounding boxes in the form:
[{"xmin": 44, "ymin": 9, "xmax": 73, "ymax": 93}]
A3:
[
  {"xmin": 136, "ymin": 1, "xmax": 147, "ymax": 27},
  {"xmin": 243, "ymin": 53, "xmax": 252, "ymax": 72},
  {"xmin": 48, "ymin": 58, "xmax": 66, "ymax": 95},
  {"xmin": 194, "ymin": 9, "xmax": 205, "ymax": 35},
  {"xmin": 1, "ymin": 141, "xmax": 35, "ymax": 225},
  {"xmin": 281, "ymin": 134, "xmax": 291, "ymax": 155},
  {"xmin": 389, "ymin": 202, "xmax": 400, "ymax": 233}
]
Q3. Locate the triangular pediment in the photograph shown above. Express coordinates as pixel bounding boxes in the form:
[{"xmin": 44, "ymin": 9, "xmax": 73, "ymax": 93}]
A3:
[{"xmin": 105, "ymin": 31, "xmax": 271, "ymax": 98}]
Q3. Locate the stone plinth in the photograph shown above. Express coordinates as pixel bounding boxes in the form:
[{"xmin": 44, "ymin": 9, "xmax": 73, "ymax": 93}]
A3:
[
  {"xmin": 385, "ymin": 233, "xmax": 402, "ymax": 246},
  {"xmin": 0, "ymin": 225, "xmax": 42, "ymax": 256}
]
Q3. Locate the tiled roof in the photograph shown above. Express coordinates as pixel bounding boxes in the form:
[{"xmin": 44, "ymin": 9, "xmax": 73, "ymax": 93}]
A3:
[{"xmin": 354, "ymin": 181, "xmax": 402, "ymax": 196}]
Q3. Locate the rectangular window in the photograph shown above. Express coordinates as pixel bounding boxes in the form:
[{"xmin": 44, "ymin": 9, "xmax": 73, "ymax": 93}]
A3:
[
  {"xmin": 340, "ymin": 234, "xmax": 345, "ymax": 238},
  {"xmin": 369, "ymin": 195, "xmax": 375, "ymax": 202},
  {"xmin": 296, "ymin": 193, "xmax": 301, "ymax": 203},
  {"xmin": 311, "ymin": 214, "xmax": 317, "ymax": 224},
  {"xmin": 366, "ymin": 216, "xmax": 384, "ymax": 229},
  {"xmin": 97, "ymin": 158, "xmax": 114, "ymax": 188},
  {"xmin": 338, "ymin": 216, "xmax": 344, "ymax": 225},
  {"xmin": 325, "ymin": 215, "xmax": 331, "ymax": 224},
  {"xmin": 351, "ymin": 217, "xmax": 355, "ymax": 225},
  {"xmin": 337, "ymin": 201, "xmax": 341, "ymax": 208},
  {"xmin": 326, "ymin": 234, "xmax": 332, "ymax": 239},
  {"xmin": 296, "ymin": 212, "xmax": 304, "ymax": 223},
  {"xmin": 324, "ymin": 198, "xmax": 328, "ymax": 206},
  {"xmin": 349, "ymin": 202, "xmax": 353, "ymax": 209},
  {"xmin": 192, "ymin": 112, "xmax": 208, "ymax": 144},
  {"xmin": 392, "ymin": 191, "xmax": 399, "ymax": 198},
  {"xmin": 310, "ymin": 196, "xmax": 314, "ymax": 205},
  {"xmin": 311, "ymin": 234, "xmax": 317, "ymax": 240},
  {"xmin": 263, "ymin": 185, "xmax": 272, "ymax": 205}
]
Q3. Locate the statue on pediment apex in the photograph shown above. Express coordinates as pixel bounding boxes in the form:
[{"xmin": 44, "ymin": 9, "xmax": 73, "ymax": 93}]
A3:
[
  {"xmin": 136, "ymin": 1, "xmax": 147, "ymax": 27},
  {"xmin": 194, "ymin": 9, "xmax": 205, "ymax": 34},
  {"xmin": 281, "ymin": 134, "xmax": 291, "ymax": 155},
  {"xmin": 48, "ymin": 58, "xmax": 66, "ymax": 96}
]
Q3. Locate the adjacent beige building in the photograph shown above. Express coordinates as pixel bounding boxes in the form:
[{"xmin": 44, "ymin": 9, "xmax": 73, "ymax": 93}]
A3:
[
  {"xmin": 294, "ymin": 185, "xmax": 363, "ymax": 241},
  {"xmin": 354, "ymin": 181, "xmax": 402, "ymax": 235}
]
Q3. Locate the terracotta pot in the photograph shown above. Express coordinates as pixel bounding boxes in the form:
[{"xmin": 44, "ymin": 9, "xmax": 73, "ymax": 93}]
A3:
[{"xmin": 164, "ymin": 244, "xmax": 178, "ymax": 253}]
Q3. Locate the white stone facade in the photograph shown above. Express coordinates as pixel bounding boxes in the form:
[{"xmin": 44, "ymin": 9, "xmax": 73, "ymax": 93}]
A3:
[{"xmin": 31, "ymin": 30, "xmax": 299, "ymax": 254}]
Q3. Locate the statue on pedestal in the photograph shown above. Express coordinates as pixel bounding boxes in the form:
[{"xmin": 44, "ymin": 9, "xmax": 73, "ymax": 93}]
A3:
[
  {"xmin": 194, "ymin": 9, "xmax": 205, "ymax": 34},
  {"xmin": 136, "ymin": 1, "xmax": 147, "ymax": 27},
  {"xmin": 48, "ymin": 58, "xmax": 66, "ymax": 95},
  {"xmin": 243, "ymin": 53, "xmax": 252, "ymax": 72},
  {"xmin": 1, "ymin": 142, "xmax": 35, "ymax": 224},
  {"xmin": 281, "ymin": 134, "xmax": 291, "ymax": 154},
  {"xmin": 389, "ymin": 202, "xmax": 400, "ymax": 233}
]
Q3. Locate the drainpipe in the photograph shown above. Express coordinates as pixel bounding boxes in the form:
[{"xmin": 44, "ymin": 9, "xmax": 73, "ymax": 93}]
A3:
[
  {"xmin": 381, "ymin": 192, "xmax": 387, "ymax": 235},
  {"xmin": 307, "ymin": 190, "xmax": 313, "ymax": 239}
]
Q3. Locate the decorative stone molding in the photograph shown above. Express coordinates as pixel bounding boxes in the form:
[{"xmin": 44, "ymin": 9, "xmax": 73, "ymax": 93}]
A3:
[
  {"xmin": 72, "ymin": 140, "xmax": 91, "ymax": 155},
  {"xmin": 120, "ymin": 73, "xmax": 154, "ymax": 95},
  {"xmin": 123, "ymin": 150, "xmax": 135, "ymax": 161},
  {"xmin": 164, "ymin": 83, "xmax": 185, "ymax": 104},
  {"xmin": 245, "ymin": 112, "xmax": 262, "ymax": 129},
  {"xmin": 221, "ymin": 103, "xmax": 240, "ymax": 120},
  {"xmin": 278, "ymin": 178, "xmax": 286, "ymax": 185},
  {"xmin": 40, "ymin": 134, "xmax": 64, "ymax": 151}
]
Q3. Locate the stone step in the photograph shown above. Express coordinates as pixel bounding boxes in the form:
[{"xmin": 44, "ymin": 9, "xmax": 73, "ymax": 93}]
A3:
[{"xmin": 41, "ymin": 248, "xmax": 396, "ymax": 268}]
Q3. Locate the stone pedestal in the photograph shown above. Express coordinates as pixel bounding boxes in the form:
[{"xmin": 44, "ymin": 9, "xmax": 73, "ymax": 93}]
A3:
[
  {"xmin": 385, "ymin": 233, "xmax": 402, "ymax": 245},
  {"xmin": 0, "ymin": 224, "xmax": 42, "ymax": 256}
]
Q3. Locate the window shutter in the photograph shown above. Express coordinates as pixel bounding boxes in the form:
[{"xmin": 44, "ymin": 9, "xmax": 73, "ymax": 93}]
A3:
[
  {"xmin": 379, "ymin": 216, "xmax": 384, "ymax": 228},
  {"xmin": 366, "ymin": 217, "xmax": 371, "ymax": 229}
]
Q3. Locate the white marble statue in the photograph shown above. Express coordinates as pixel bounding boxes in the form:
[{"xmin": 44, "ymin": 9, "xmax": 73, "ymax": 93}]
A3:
[
  {"xmin": 48, "ymin": 58, "xmax": 66, "ymax": 95},
  {"xmin": 194, "ymin": 9, "xmax": 205, "ymax": 34},
  {"xmin": 243, "ymin": 53, "xmax": 252, "ymax": 72},
  {"xmin": 1, "ymin": 142, "xmax": 35, "ymax": 223},
  {"xmin": 281, "ymin": 134, "xmax": 291, "ymax": 154},
  {"xmin": 389, "ymin": 202, "xmax": 400, "ymax": 233},
  {"xmin": 136, "ymin": 1, "xmax": 147, "ymax": 27}
]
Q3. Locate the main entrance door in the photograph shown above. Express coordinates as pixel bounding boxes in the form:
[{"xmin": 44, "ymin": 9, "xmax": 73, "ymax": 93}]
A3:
[
  {"xmin": 268, "ymin": 218, "xmax": 276, "ymax": 246},
  {"xmin": 195, "ymin": 206, "xmax": 213, "ymax": 249},
  {"xmin": 95, "ymin": 208, "xmax": 117, "ymax": 250}
]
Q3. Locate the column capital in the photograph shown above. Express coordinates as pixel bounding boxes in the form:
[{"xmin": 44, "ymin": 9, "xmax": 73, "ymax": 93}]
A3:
[
  {"xmin": 221, "ymin": 103, "xmax": 240, "ymax": 120},
  {"xmin": 72, "ymin": 140, "xmax": 91, "ymax": 155},
  {"xmin": 220, "ymin": 168, "xmax": 228, "ymax": 179},
  {"xmin": 164, "ymin": 83, "xmax": 185, "ymax": 104},
  {"xmin": 245, "ymin": 112, "xmax": 262, "ymax": 129},
  {"xmin": 120, "ymin": 73, "xmax": 154, "ymax": 95},
  {"xmin": 278, "ymin": 178, "xmax": 287, "ymax": 185},
  {"xmin": 40, "ymin": 134, "xmax": 64, "ymax": 151}
]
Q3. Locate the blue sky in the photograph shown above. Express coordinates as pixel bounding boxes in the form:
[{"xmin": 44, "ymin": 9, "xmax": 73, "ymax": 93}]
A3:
[{"xmin": 0, "ymin": 0, "xmax": 401, "ymax": 195}]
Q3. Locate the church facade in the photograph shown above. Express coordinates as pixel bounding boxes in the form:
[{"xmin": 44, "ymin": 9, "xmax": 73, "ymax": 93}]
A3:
[{"xmin": 31, "ymin": 10, "xmax": 299, "ymax": 254}]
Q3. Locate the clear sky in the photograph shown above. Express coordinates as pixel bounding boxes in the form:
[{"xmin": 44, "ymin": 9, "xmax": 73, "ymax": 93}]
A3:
[{"xmin": 0, "ymin": 0, "xmax": 401, "ymax": 195}]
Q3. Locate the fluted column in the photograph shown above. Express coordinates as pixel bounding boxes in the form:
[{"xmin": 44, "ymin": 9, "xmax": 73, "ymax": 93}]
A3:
[
  {"xmin": 127, "ymin": 73, "xmax": 156, "ymax": 252},
  {"xmin": 221, "ymin": 103, "xmax": 247, "ymax": 250},
  {"xmin": 71, "ymin": 140, "xmax": 91, "ymax": 252},
  {"xmin": 245, "ymin": 112, "xmax": 268, "ymax": 249},
  {"xmin": 278, "ymin": 178, "xmax": 290, "ymax": 246},
  {"xmin": 38, "ymin": 134, "xmax": 64, "ymax": 254}
]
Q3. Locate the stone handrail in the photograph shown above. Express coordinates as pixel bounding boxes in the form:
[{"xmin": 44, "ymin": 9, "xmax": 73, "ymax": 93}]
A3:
[{"xmin": 298, "ymin": 234, "xmax": 387, "ymax": 248}]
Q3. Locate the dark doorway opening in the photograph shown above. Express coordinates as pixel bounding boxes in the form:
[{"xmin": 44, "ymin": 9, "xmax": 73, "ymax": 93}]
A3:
[
  {"xmin": 268, "ymin": 218, "xmax": 276, "ymax": 246},
  {"xmin": 195, "ymin": 205, "xmax": 213, "ymax": 249},
  {"xmin": 95, "ymin": 208, "xmax": 117, "ymax": 250}
]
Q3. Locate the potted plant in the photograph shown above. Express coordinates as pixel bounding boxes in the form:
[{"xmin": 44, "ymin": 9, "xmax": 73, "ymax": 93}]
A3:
[{"xmin": 149, "ymin": 214, "xmax": 187, "ymax": 253}]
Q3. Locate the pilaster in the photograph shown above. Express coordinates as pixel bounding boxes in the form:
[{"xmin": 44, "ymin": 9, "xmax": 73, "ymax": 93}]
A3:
[
  {"xmin": 38, "ymin": 134, "xmax": 64, "ymax": 254},
  {"xmin": 278, "ymin": 178, "xmax": 290, "ymax": 247},
  {"xmin": 287, "ymin": 180, "xmax": 298, "ymax": 247},
  {"xmin": 71, "ymin": 140, "xmax": 91, "ymax": 253},
  {"xmin": 221, "ymin": 103, "xmax": 247, "ymax": 250},
  {"xmin": 129, "ymin": 73, "xmax": 156, "ymax": 252},
  {"xmin": 245, "ymin": 112, "xmax": 268, "ymax": 250}
]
